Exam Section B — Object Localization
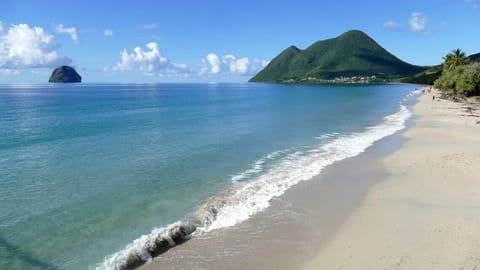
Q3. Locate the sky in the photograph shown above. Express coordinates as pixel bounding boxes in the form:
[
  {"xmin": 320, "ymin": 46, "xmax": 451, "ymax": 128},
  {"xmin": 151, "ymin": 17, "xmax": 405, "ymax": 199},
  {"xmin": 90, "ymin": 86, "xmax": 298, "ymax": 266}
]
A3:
[{"xmin": 0, "ymin": 0, "xmax": 479, "ymax": 83}]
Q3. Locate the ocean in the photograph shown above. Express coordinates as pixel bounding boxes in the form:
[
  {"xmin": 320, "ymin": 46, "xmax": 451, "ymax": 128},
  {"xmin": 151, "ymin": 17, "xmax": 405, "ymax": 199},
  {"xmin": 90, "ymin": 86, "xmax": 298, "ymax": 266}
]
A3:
[{"xmin": 0, "ymin": 83, "xmax": 419, "ymax": 269}]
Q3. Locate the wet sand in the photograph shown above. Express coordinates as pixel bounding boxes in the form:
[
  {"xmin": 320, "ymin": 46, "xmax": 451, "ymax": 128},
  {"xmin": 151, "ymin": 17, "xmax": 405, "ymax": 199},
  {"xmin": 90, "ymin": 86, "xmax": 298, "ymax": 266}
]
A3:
[
  {"xmin": 302, "ymin": 91, "xmax": 480, "ymax": 269},
  {"xmin": 140, "ymin": 102, "xmax": 412, "ymax": 270}
]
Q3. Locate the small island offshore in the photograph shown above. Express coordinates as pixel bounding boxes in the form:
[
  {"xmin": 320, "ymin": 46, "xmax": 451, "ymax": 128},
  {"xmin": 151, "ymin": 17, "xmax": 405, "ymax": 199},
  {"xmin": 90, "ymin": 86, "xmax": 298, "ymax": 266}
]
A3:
[{"xmin": 48, "ymin": 65, "xmax": 82, "ymax": 83}]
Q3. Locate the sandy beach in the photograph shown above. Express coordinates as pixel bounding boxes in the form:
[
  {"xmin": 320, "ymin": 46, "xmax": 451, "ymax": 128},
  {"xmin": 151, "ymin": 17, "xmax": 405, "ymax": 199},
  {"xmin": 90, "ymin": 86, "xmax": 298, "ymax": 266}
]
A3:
[
  {"xmin": 137, "ymin": 88, "xmax": 480, "ymax": 270},
  {"xmin": 303, "ymin": 91, "xmax": 480, "ymax": 270}
]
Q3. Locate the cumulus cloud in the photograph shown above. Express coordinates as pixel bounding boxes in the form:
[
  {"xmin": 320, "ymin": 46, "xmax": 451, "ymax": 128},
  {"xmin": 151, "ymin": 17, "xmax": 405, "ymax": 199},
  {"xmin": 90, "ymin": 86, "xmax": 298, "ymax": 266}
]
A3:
[
  {"xmin": 113, "ymin": 42, "xmax": 188, "ymax": 74},
  {"xmin": 0, "ymin": 21, "xmax": 3, "ymax": 32},
  {"xmin": 409, "ymin": 12, "xmax": 427, "ymax": 33},
  {"xmin": 55, "ymin": 24, "xmax": 78, "ymax": 43},
  {"xmin": 201, "ymin": 53, "xmax": 267, "ymax": 75},
  {"xmin": 383, "ymin": 20, "xmax": 403, "ymax": 30},
  {"xmin": 104, "ymin": 28, "xmax": 114, "ymax": 37},
  {"xmin": 0, "ymin": 23, "xmax": 71, "ymax": 70},
  {"xmin": 112, "ymin": 41, "xmax": 269, "ymax": 77}
]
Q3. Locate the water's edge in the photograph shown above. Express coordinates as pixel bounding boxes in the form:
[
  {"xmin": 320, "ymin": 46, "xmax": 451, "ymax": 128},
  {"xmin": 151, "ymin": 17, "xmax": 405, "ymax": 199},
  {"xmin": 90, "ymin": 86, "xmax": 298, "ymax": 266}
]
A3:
[
  {"xmin": 96, "ymin": 88, "xmax": 423, "ymax": 270},
  {"xmin": 138, "ymin": 90, "xmax": 421, "ymax": 270}
]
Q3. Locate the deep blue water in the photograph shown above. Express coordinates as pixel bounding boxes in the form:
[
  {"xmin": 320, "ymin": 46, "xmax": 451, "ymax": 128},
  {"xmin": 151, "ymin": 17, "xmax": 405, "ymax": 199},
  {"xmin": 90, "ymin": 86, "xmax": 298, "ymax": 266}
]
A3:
[{"xmin": 0, "ymin": 83, "xmax": 417, "ymax": 269}]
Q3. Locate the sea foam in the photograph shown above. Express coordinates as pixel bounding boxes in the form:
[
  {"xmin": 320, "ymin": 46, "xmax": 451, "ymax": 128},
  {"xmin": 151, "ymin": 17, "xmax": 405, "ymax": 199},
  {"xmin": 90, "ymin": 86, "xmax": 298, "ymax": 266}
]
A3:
[{"xmin": 96, "ymin": 100, "xmax": 414, "ymax": 270}]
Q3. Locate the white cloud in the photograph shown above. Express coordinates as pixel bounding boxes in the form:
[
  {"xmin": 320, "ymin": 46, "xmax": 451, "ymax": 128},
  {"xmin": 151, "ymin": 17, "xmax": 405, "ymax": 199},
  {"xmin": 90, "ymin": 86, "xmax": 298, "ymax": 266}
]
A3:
[
  {"xmin": 0, "ymin": 21, "xmax": 4, "ymax": 32},
  {"xmin": 409, "ymin": 12, "xmax": 427, "ymax": 33},
  {"xmin": 140, "ymin": 23, "xmax": 157, "ymax": 30},
  {"xmin": 112, "ymin": 42, "xmax": 268, "ymax": 78},
  {"xmin": 202, "ymin": 53, "xmax": 222, "ymax": 74},
  {"xmin": 0, "ymin": 23, "xmax": 71, "ymax": 70},
  {"xmin": 55, "ymin": 24, "xmax": 78, "ymax": 43},
  {"xmin": 201, "ymin": 53, "xmax": 266, "ymax": 75},
  {"xmin": 383, "ymin": 20, "xmax": 403, "ymax": 30},
  {"xmin": 104, "ymin": 29, "xmax": 114, "ymax": 37},
  {"xmin": 113, "ymin": 42, "xmax": 188, "ymax": 74}
]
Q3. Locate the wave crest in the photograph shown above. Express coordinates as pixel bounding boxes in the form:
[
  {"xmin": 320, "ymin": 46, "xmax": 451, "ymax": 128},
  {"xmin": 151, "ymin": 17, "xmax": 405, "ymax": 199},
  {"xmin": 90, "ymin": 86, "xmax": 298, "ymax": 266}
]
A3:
[{"xmin": 96, "ymin": 100, "xmax": 414, "ymax": 270}]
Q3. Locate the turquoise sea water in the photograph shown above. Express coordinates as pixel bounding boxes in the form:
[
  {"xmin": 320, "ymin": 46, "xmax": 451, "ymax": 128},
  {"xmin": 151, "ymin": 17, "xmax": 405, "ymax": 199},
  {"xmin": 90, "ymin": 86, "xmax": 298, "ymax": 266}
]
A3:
[{"xmin": 0, "ymin": 83, "xmax": 418, "ymax": 269}]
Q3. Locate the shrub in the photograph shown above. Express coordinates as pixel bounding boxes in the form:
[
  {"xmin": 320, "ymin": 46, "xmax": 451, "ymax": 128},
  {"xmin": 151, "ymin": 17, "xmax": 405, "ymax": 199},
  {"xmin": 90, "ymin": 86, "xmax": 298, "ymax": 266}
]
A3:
[
  {"xmin": 434, "ymin": 63, "xmax": 480, "ymax": 97},
  {"xmin": 458, "ymin": 63, "xmax": 480, "ymax": 96}
]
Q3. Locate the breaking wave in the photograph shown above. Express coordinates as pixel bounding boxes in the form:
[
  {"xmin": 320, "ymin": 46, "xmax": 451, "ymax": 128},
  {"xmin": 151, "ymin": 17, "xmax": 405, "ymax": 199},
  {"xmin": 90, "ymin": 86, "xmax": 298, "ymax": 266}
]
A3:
[{"xmin": 96, "ymin": 97, "xmax": 415, "ymax": 270}]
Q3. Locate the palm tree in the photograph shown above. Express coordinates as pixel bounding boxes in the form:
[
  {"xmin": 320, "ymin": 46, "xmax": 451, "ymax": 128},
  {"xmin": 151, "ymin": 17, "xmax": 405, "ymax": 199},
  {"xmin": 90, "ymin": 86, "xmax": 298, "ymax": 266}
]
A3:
[{"xmin": 443, "ymin": 49, "xmax": 469, "ymax": 71}]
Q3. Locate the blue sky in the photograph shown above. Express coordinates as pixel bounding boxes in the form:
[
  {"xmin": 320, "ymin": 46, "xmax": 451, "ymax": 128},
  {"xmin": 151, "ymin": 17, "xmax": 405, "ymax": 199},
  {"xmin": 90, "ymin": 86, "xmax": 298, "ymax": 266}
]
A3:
[{"xmin": 0, "ymin": 0, "xmax": 479, "ymax": 83}]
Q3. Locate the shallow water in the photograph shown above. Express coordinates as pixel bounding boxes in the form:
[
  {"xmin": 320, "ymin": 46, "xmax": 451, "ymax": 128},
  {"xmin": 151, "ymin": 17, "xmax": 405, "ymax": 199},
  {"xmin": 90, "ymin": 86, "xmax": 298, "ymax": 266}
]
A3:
[{"xmin": 0, "ymin": 83, "xmax": 418, "ymax": 269}]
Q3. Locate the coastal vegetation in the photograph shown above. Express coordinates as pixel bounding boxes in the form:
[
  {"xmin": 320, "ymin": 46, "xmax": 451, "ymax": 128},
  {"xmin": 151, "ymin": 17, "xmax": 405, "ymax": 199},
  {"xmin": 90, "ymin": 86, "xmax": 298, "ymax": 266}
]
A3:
[
  {"xmin": 398, "ymin": 65, "xmax": 442, "ymax": 85},
  {"xmin": 250, "ymin": 30, "xmax": 426, "ymax": 83},
  {"xmin": 401, "ymin": 51, "xmax": 480, "ymax": 86},
  {"xmin": 434, "ymin": 49, "xmax": 480, "ymax": 98},
  {"xmin": 249, "ymin": 30, "xmax": 480, "ymax": 90}
]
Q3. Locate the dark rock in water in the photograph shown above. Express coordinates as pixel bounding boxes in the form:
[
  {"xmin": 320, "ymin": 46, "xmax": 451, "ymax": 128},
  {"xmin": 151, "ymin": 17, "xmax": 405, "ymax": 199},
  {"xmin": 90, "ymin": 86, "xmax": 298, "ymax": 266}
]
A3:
[
  {"xmin": 117, "ymin": 223, "xmax": 197, "ymax": 270},
  {"xmin": 149, "ymin": 237, "xmax": 171, "ymax": 257},
  {"xmin": 169, "ymin": 223, "xmax": 196, "ymax": 243},
  {"xmin": 48, "ymin": 65, "xmax": 82, "ymax": 83},
  {"xmin": 147, "ymin": 223, "xmax": 196, "ymax": 257},
  {"xmin": 123, "ymin": 254, "xmax": 144, "ymax": 270}
]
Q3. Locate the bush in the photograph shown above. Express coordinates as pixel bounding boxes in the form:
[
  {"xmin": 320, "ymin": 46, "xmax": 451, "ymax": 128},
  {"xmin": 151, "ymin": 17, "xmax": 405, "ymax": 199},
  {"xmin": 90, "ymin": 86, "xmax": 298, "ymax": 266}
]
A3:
[
  {"xmin": 458, "ymin": 63, "xmax": 480, "ymax": 96},
  {"xmin": 434, "ymin": 63, "xmax": 480, "ymax": 97}
]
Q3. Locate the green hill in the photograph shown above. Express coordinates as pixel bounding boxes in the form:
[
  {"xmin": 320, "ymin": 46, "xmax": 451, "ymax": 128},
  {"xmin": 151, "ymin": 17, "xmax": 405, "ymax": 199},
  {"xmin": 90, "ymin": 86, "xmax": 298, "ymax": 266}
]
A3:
[{"xmin": 250, "ymin": 30, "xmax": 427, "ymax": 83}]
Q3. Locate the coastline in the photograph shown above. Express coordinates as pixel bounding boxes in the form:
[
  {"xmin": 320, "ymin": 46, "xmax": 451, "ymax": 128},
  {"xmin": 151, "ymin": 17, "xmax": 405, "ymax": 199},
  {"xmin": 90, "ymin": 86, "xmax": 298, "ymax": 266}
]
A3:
[
  {"xmin": 139, "ymin": 128, "xmax": 404, "ymax": 270},
  {"xmin": 302, "ymin": 90, "xmax": 480, "ymax": 269},
  {"xmin": 137, "ymin": 88, "xmax": 419, "ymax": 270}
]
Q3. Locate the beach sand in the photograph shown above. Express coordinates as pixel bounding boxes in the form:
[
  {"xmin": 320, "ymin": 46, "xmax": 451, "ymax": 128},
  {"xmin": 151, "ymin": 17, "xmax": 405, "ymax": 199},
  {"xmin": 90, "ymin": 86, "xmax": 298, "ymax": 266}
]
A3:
[
  {"xmin": 140, "ymin": 90, "xmax": 480, "ymax": 270},
  {"xmin": 138, "ymin": 92, "xmax": 412, "ymax": 270},
  {"xmin": 302, "ymin": 91, "xmax": 480, "ymax": 270}
]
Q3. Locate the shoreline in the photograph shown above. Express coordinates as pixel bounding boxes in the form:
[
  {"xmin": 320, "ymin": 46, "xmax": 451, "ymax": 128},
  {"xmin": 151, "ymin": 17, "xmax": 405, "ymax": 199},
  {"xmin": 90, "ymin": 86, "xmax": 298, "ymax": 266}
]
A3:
[
  {"xmin": 140, "ymin": 126, "xmax": 406, "ymax": 270},
  {"xmin": 302, "ymin": 90, "xmax": 480, "ymax": 269},
  {"xmin": 138, "ymin": 89, "xmax": 420, "ymax": 270}
]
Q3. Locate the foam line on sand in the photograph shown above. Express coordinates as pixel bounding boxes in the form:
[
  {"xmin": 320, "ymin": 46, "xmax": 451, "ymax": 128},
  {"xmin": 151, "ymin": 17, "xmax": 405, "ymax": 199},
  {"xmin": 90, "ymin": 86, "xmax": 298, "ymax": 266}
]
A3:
[{"xmin": 302, "ymin": 91, "xmax": 480, "ymax": 270}]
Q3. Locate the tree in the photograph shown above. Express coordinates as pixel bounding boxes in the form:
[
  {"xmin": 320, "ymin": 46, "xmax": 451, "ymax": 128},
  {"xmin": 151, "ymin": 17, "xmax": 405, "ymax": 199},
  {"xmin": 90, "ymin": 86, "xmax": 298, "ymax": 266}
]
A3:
[{"xmin": 443, "ymin": 49, "xmax": 469, "ymax": 71}]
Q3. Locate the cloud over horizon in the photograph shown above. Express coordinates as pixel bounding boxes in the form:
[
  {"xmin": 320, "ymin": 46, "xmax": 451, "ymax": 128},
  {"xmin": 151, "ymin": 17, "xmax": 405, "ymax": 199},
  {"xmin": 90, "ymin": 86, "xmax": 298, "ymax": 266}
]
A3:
[
  {"xmin": 113, "ymin": 42, "xmax": 189, "ymax": 75},
  {"xmin": 55, "ymin": 24, "xmax": 79, "ymax": 43},
  {"xmin": 0, "ymin": 23, "xmax": 71, "ymax": 70},
  {"xmin": 112, "ymin": 42, "xmax": 268, "ymax": 77},
  {"xmin": 200, "ymin": 53, "xmax": 268, "ymax": 75}
]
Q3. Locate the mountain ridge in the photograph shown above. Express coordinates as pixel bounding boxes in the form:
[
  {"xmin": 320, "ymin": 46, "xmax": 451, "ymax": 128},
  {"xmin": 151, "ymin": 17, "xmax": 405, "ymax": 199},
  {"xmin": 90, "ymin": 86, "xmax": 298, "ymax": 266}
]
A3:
[{"xmin": 250, "ymin": 30, "xmax": 427, "ymax": 83}]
